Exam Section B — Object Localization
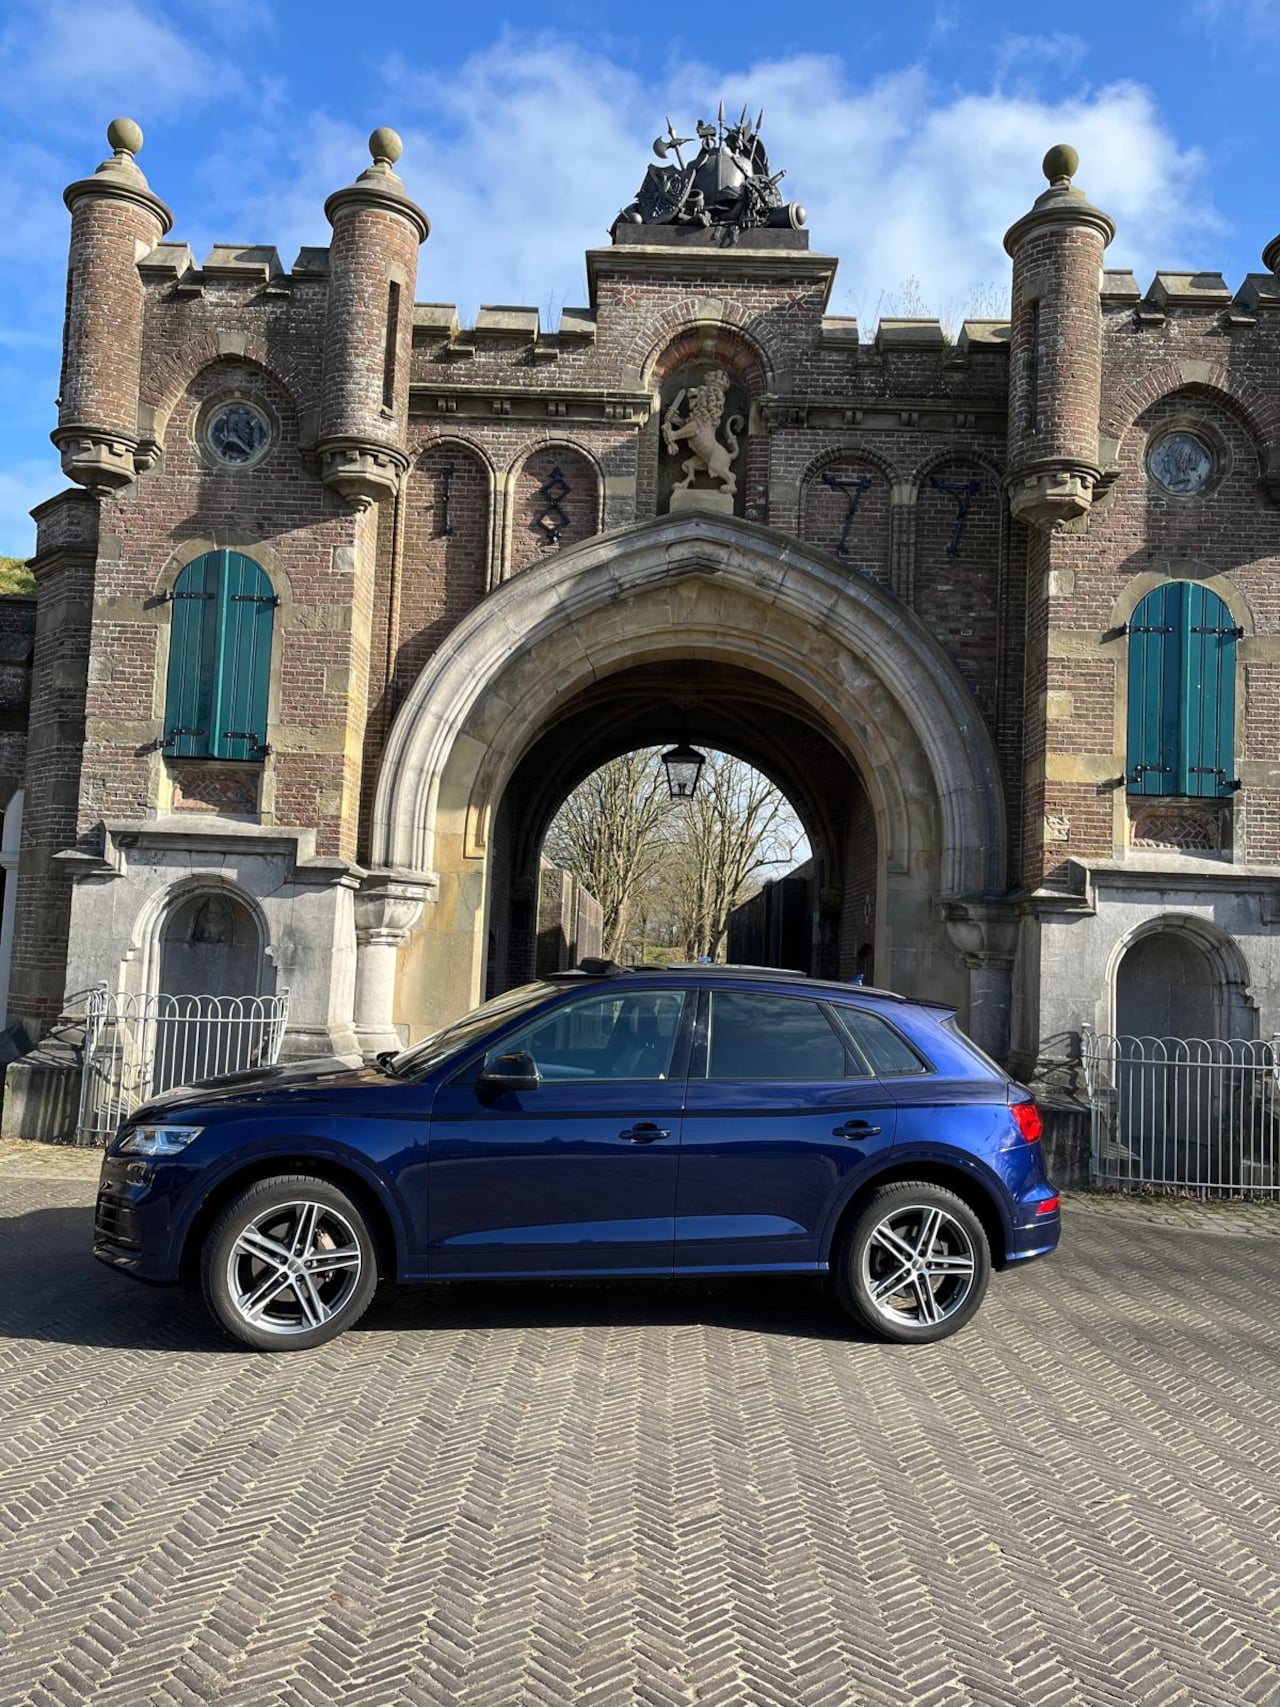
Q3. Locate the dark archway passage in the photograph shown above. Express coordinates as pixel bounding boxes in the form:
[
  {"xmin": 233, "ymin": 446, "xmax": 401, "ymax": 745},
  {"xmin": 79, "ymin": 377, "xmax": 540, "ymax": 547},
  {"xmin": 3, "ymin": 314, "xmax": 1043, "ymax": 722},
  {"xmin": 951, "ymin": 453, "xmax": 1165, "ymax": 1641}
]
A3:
[{"xmin": 483, "ymin": 660, "xmax": 877, "ymax": 997}]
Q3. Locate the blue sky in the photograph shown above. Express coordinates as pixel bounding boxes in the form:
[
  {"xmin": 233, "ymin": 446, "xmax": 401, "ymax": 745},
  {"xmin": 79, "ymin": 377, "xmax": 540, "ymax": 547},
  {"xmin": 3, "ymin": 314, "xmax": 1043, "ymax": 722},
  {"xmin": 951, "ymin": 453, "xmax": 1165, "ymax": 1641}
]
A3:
[{"xmin": 0, "ymin": 0, "xmax": 1276, "ymax": 558}]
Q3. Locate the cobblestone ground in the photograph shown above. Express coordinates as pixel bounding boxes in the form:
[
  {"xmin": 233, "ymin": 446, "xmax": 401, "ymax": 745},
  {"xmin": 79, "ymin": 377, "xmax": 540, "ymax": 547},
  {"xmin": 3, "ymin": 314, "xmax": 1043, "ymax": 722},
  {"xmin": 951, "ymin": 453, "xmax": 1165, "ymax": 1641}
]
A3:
[{"xmin": 1, "ymin": 1173, "xmax": 1278, "ymax": 1707}]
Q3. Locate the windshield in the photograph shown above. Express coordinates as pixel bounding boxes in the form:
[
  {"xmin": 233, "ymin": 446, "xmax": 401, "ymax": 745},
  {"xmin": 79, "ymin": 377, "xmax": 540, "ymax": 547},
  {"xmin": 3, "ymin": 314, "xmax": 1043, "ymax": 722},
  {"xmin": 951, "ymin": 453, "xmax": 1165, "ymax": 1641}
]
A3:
[{"xmin": 385, "ymin": 982, "xmax": 556, "ymax": 1080}]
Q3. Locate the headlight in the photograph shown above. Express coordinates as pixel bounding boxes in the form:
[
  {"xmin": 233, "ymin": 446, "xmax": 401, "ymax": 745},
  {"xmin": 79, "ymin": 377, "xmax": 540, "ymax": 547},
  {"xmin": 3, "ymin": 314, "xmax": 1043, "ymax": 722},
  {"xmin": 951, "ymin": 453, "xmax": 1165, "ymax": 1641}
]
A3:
[{"xmin": 118, "ymin": 1124, "xmax": 204, "ymax": 1157}]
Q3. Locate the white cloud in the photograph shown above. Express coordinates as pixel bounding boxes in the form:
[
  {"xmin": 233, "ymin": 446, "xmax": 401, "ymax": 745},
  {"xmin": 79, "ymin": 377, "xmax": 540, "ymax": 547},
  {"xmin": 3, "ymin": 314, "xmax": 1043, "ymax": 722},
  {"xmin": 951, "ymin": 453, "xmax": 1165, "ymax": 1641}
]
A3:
[
  {"xmin": 0, "ymin": 25, "xmax": 1225, "ymax": 555},
  {"xmin": 347, "ymin": 40, "xmax": 1216, "ymax": 327},
  {"xmin": 1191, "ymin": 0, "xmax": 1280, "ymax": 37},
  {"xmin": 0, "ymin": 0, "xmax": 243, "ymax": 125}
]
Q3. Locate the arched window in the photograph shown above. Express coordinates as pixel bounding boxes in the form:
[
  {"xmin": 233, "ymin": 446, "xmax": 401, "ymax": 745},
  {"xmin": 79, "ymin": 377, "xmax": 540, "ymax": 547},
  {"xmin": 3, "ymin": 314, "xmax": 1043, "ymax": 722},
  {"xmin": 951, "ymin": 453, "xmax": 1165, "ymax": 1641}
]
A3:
[
  {"xmin": 163, "ymin": 551, "xmax": 275, "ymax": 761},
  {"xmin": 1126, "ymin": 582, "xmax": 1240, "ymax": 798}
]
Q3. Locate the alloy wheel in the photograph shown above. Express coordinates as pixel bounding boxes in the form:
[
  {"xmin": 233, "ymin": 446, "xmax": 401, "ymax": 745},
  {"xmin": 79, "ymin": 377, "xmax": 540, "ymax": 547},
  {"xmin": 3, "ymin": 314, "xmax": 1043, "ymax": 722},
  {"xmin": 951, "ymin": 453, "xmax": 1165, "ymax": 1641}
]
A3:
[
  {"xmin": 858, "ymin": 1202, "xmax": 977, "ymax": 1330},
  {"xmin": 225, "ymin": 1200, "xmax": 363, "ymax": 1338}
]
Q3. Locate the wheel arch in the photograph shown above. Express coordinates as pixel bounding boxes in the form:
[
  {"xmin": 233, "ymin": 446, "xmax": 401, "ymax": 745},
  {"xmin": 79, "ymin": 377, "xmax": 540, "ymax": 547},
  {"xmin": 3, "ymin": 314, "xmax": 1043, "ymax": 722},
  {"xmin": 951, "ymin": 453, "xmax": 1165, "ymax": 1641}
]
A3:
[
  {"xmin": 177, "ymin": 1154, "xmax": 404, "ymax": 1287},
  {"xmin": 825, "ymin": 1158, "xmax": 1011, "ymax": 1273}
]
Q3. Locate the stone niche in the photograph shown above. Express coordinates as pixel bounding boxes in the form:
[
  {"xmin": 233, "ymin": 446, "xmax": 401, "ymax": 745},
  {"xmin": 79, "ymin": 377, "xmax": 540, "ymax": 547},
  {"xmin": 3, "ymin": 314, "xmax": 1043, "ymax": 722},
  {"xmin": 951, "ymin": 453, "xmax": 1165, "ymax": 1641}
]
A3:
[{"xmin": 657, "ymin": 364, "xmax": 749, "ymax": 518}]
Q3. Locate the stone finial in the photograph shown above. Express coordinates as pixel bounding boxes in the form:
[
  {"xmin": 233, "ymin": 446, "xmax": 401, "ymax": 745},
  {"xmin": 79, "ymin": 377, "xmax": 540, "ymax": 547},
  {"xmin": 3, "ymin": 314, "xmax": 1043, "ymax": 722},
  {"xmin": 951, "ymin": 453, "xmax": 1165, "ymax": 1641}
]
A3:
[
  {"xmin": 107, "ymin": 117, "xmax": 143, "ymax": 159},
  {"xmin": 369, "ymin": 127, "xmax": 403, "ymax": 169},
  {"xmin": 1042, "ymin": 143, "xmax": 1079, "ymax": 187}
]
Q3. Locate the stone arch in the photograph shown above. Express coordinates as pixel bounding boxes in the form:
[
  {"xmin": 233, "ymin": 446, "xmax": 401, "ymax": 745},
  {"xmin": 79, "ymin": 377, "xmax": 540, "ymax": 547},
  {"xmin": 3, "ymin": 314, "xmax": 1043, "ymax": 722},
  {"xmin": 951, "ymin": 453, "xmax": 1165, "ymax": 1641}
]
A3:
[
  {"xmin": 370, "ymin": 512, "xmax": 1009, "ymax": 1040},
  {"xmin": 1108, "ymin": 568, "xmax": 1255, "ymax": 635},
  {"xmin": 126, "ymin": 872, "xmax": 274, "ymax": 1002},
  {"xmin": 1106, "ymin": 912, "xmax": 1256, "ymax": 1040},
  {"xmin": 797, "ymin": 447, "xmax": 899, "ymax": 583},
  {"xmin": 505, "ymin": 440, "xmax": 603, "ymax": 575},
  {"xmin": 640, "ymin": 318, "xmax": 773, "ymax": 392},
  {"xmin": 1101, "ymin": 362, "xmax": 1279, "ymax": 449},
  {"xmin": 144, "ymin": 332, "xmax": 313, "ymax": 417},
  {"xmin": 146, "ymin": 351, "xmax": 307, "ymax": 461}
]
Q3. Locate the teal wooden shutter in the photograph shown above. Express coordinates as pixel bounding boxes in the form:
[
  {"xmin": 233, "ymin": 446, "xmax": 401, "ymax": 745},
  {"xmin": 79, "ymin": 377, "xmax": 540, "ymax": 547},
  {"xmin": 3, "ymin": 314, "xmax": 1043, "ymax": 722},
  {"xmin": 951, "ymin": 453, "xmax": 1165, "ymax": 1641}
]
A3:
[
  {"xmin": 1183, "ymin": 584, "xmax": 1239, "ymax": 798},
  {"xmin": 213, "ymin": 552, "xmax": 274, "ymax": 760},
  {"xmin": 163, "ymin": 551, "xmax": 274, "ymax": 761},
  {"xmin": 163, "ymin": 554, "xmax": 219, "ymax": 758},
  {"xmin": 1127, "ymin": 582, "xmax": 1239, "ymax": 797},
  {"xmin": 1126, "ymin": 583, "xmax": 1182, "ymax": 795}
]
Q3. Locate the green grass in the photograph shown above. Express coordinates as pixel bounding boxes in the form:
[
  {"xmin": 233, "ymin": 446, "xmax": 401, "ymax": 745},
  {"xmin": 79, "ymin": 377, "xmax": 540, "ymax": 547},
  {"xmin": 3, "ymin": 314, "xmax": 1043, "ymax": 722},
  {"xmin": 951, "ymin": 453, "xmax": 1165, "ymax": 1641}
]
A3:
[{"xmin": 0, "ymin": 557, "xmax": 35, "ymax": 596}]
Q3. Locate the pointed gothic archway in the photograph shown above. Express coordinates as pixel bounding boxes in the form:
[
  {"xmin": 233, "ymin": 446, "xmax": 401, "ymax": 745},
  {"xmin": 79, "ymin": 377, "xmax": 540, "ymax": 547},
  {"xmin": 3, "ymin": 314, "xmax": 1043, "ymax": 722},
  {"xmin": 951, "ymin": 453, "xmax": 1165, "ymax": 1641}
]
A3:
[{"xmin": 363, "ymin": 513, "xmax": 1010, "ymax": 1052}]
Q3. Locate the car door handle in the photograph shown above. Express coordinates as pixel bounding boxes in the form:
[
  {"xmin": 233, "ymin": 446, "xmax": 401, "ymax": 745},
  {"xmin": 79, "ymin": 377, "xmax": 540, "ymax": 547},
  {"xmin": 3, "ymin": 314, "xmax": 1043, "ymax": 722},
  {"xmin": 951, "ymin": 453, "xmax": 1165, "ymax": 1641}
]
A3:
[
  {"xmin": 834, "ymin": 1120, "xmax": 883, "ymax": 1139},
  {"xmin": 619, "ymin": 1124, "xmax": 671, "ymax": 1143}
]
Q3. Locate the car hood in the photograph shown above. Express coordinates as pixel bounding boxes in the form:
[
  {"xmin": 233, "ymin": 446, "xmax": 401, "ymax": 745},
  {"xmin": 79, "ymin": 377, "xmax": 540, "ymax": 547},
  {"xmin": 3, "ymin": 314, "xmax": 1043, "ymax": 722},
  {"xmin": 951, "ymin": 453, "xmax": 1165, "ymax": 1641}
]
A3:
[{"xmin": 130, "ymin": 1056, "xmax": 391, "ymax": 1120}]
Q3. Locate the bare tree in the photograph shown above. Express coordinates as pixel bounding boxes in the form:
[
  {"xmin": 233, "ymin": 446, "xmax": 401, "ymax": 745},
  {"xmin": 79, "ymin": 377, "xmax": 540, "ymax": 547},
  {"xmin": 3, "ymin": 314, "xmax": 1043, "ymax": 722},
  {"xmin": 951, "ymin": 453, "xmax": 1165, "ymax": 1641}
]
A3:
[
  {"xmin": 657, "ymin": 752, "xmax": 806, "ymax": 961},
  {"xmin": 543, "ymin": 748, "xmax": 670, "ymax": 960},
  {"xmin": 546, "ymin": 747, "xmax": 807, "ymax": 964}
]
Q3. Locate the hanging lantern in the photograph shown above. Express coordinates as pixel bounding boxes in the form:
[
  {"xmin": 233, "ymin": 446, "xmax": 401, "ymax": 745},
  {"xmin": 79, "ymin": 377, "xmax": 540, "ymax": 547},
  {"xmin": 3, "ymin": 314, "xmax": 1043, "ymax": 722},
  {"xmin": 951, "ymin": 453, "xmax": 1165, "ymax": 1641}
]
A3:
[{"xmin": 661, "ymin": 743, "xmax": 705, "ymax": 799}]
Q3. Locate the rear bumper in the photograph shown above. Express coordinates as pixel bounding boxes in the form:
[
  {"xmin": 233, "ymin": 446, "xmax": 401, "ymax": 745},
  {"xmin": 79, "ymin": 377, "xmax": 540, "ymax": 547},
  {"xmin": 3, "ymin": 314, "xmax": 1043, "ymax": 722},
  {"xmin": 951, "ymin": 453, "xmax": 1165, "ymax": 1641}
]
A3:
[{"xmin": 1005, "ymin": 1206, "xmax": 1060, "ymax": 1263}]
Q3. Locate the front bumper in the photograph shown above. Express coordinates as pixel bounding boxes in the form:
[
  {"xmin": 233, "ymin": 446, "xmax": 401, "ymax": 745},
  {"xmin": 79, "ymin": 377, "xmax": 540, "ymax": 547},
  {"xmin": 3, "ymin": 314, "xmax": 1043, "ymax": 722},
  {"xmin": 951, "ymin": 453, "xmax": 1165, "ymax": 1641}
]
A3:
[{"xmin": 93, "ymin": 1154, "xmax": 183, "ymax": 1282}]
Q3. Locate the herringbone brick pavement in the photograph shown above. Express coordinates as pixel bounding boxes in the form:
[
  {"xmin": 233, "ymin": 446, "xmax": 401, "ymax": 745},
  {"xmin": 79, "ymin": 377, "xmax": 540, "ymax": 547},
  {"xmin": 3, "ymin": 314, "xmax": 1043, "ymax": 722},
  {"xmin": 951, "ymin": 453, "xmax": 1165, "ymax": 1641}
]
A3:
[{"xmin": 0, "ymin": 1179, "xmax": 1277, "ymax": 1707}]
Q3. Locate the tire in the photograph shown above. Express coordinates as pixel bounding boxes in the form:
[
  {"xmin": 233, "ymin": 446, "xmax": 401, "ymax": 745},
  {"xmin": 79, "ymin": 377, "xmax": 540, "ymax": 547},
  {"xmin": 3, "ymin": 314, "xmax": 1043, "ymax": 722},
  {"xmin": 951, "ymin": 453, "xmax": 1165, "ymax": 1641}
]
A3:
[
  {"xmin": 835, "ymin": 1181, "xmax": 990, "ymax": 1344},
  {"xmin": 200, "ymin": 1174, "xmax": 378, "ymax": 1351}
]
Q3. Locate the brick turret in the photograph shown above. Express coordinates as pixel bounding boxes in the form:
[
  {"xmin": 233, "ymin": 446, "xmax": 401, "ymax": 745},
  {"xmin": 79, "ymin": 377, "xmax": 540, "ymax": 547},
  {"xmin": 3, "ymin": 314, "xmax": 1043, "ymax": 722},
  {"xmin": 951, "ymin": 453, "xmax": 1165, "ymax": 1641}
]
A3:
[
  {"xmin": 54, "ymin": 119, "xmax": 172, "ymax": 493},
  {"xmin": 320, "ymin": 128, "xmax": 430, "ymax": 509},
  {"xmin": 1003, "ymin": 145, "xmax": 1114, "ymax": 527}
]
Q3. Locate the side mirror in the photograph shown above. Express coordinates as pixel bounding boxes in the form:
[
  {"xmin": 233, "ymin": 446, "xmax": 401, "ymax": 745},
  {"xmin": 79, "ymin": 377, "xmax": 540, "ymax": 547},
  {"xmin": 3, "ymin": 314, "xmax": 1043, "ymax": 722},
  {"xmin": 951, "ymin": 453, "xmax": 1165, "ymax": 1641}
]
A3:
[{"xmin": 477, "ymin": 1050, "xmax": 541, "ymax": 1099}]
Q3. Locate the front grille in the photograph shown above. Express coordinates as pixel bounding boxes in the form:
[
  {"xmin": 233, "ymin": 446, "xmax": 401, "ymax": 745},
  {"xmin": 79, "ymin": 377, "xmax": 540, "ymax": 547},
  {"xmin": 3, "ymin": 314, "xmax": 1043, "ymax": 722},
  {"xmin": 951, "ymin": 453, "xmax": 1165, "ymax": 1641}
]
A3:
[{"xmin": 94, "ymin": 1192, "xmax": 140, "ymax": 1250}]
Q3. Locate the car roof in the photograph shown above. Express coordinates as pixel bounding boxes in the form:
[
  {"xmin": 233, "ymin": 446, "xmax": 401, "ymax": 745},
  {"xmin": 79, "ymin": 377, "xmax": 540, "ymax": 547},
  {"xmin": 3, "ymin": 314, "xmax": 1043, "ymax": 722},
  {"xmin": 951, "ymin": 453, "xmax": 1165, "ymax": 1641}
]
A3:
[{"xmin": 545, "ymin": 960, "xmax": 950, "ymax": 1012}]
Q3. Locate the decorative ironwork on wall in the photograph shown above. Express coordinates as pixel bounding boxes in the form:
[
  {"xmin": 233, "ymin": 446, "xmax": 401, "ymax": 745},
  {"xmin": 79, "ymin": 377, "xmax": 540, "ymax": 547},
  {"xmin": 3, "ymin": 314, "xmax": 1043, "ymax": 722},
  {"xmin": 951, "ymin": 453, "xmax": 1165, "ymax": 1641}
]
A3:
[
  {"xmin": 437, "ymin": 463, "xmax": 455, "ymax": 537},
  {"xmin": 536, "ymin": 466, "xmax": 572, "ymax": 543},
  {"xmin": 930, "ymin": 476, "xmax": 982, "ymax": 557},
  {"xmin": 820, "ymin": 470, "xmax": 873, "ymax": 557}
]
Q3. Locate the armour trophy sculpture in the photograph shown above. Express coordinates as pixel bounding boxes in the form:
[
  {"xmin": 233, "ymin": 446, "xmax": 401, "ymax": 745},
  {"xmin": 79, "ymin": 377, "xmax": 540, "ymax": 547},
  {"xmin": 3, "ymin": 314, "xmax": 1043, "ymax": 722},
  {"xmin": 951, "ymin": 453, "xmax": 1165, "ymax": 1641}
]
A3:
[
  {"xmin": 617, "ymin": 105, "xmax": 806, "ymax": 237},
  {"xmin": 663, "ymin": 370, "xmax": 744, "ymax": 498}
]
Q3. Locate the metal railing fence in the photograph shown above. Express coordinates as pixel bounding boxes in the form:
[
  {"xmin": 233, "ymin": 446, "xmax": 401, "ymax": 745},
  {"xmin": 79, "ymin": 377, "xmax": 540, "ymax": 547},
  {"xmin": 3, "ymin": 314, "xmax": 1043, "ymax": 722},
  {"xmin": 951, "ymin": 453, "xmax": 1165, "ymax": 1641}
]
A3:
[
  {"xmin": 1081, "ymin": 1026, "xmax": 1280, "ymax": 1197},
  {"xmin": 77, "ymin": 984, "xmax": 290, "ymax": 1147}
]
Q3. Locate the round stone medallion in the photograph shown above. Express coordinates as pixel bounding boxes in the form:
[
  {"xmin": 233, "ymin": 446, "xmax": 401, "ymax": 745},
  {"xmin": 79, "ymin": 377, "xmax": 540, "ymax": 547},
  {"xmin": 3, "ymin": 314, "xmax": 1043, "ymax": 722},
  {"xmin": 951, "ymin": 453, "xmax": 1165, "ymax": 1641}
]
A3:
[
  {"xmin": 207, "ymin": 402, "xmax": 270, "ymax": 468},
  {"xmin": 1147, "ymin": 430, "xmax": 1213, "ymax": 496}
]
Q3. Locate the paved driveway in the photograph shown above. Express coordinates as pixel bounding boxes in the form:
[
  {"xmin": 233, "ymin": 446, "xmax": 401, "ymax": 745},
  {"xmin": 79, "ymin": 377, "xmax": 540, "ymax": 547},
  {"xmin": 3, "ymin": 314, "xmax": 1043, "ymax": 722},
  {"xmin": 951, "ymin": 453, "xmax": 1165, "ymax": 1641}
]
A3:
[{"xmin": 1, "ymin": 1172, "xmax": 1278, "ymax": 1707}]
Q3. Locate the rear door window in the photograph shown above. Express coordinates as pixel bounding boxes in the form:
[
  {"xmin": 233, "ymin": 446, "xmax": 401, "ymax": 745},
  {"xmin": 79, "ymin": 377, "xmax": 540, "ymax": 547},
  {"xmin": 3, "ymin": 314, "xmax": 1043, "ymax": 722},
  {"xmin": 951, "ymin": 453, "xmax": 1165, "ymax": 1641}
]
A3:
[
  {"xmin": 833, "ymin": 1006, "xmax": 931, "ymax": 1077},
  {"xmin": 706, "ymin": 990, "xmax": 849, "ymax": 1080}
]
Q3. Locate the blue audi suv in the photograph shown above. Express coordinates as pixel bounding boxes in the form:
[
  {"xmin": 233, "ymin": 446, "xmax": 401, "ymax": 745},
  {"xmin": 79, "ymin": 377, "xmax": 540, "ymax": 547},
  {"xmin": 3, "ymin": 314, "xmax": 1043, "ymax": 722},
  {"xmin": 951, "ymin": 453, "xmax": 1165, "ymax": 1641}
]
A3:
[{"xmin": 93, "ymin": 964, "xmax": 1060, "ymax": 1350}]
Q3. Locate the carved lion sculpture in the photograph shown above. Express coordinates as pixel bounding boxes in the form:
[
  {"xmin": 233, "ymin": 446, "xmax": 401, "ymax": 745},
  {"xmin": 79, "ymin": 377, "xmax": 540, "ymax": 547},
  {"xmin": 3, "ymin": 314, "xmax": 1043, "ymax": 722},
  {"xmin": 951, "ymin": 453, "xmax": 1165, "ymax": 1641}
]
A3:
[{"xmin": 662, "ymin": 370, "xmax": 745, "ymax": 496}]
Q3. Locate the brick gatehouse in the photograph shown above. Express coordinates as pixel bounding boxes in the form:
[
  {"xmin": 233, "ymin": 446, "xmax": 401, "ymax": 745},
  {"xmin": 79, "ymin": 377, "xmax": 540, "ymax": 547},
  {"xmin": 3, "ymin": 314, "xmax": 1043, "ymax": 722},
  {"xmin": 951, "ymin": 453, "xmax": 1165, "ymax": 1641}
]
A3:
[{"xmin": 5, "ymin": 118, "xmax": 1280, "ymax": 1139}]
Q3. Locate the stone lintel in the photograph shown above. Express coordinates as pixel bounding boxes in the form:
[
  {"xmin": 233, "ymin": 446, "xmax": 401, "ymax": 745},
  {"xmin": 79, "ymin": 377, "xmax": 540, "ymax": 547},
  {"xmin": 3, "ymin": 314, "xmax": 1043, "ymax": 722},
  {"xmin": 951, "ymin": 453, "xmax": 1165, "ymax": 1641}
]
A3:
[
  {"xmin": 138, "ymin": 242, "xmax": 195, "ymax": 281},
  {"xmin": 956, "ymin": 321, "xmax": 1011, "ymax": 353},
  {"xmin": 1144, "ymin": 271, "xmax": 1232, "ymax": 311},
  {"xmin": 875, "ymin": 318, "xmax": 946, "ymax": 352},
  {"xmin": 1100, "ymin": 270, "xmax": 1141, "ymax": 308},
  {"xmin": 201, "ymin": 244, "xmax": 284, "ymax": 284}
]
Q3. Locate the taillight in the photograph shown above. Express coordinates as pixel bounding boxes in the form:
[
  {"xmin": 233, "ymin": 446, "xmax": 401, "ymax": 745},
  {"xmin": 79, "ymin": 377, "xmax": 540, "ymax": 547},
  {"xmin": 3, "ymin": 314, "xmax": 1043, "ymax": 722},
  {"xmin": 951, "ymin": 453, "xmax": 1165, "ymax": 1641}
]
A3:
[
  {"xmin": 1010, "ymin": 1100, "xmax": 1043, "ymax": 1143},
  {"xmin": 1036, "ymin": 1194, "xmax": 1061, "ymax": 1216}
]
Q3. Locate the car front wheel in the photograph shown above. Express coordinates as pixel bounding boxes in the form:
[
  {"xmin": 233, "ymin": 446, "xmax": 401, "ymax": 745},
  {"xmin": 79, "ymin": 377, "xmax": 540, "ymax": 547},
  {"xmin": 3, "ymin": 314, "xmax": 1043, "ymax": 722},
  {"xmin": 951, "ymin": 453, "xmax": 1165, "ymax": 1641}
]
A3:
[
  {"xmin": 201, "ymin": 1174, "xmax": 378, "ymax": 1350},
  {"xmin": 837, "ymin": 1182, "xmax": 990, "ymax": 1344}
]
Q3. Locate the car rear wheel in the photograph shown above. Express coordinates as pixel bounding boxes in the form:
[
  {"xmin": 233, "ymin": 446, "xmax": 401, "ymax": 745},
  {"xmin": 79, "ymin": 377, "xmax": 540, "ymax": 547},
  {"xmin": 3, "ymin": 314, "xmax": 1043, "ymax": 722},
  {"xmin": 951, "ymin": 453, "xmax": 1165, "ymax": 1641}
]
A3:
[
  {"xmin": 201, "ymin": 1174, "xmax": 378, "ymax": 1351},
  {"xmin": 836, "ymin": 1182, "xmax": 990, "ymax": 1344}
]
